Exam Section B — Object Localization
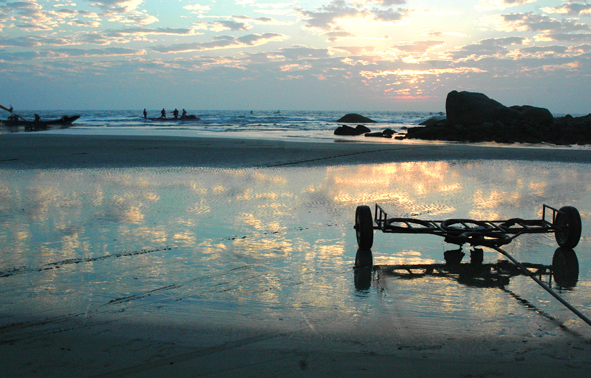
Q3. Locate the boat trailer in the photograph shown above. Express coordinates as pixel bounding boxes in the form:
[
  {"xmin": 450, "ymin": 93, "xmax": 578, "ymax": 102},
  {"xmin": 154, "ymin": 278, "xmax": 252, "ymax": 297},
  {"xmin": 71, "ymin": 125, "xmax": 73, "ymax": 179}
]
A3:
[{"xmin": 353, "ymin": 203, "xmax": 591, "ymax": 327}]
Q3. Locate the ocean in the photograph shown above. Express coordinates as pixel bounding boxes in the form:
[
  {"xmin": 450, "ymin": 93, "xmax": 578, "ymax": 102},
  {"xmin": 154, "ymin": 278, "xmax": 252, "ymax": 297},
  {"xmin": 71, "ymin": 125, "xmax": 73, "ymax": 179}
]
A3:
[{"xmin": 0, "ymin": 109, "xmax": 441, "ymax": 139}]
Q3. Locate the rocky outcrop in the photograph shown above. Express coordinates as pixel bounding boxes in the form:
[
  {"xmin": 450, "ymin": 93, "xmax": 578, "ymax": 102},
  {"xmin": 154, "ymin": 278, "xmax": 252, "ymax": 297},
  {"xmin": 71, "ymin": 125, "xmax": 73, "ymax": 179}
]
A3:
[
  {"xmin": 365, "ymin": 129, "xmax": 395, "ymax": 138},
  {"xmin": 445, "ymin": 90, "xmax": 555, "ymax": 126},
  {"xmin": 337, "ymin": 113, "xmax": 376, "ymax": 123},
  {"xmin": 333, "ymin": 125, "xmax": 398, "ymax": 138},
  {"xmin": 334, "ymin": 124, "xmax": 371, "ymax": 136},
  {"xmin": 445, "ymin": 91, "xmax": 513, "ymax": 125},
  {"xmin": 405, "ymin": 90, "xmax": 591, "ymax": 145}
]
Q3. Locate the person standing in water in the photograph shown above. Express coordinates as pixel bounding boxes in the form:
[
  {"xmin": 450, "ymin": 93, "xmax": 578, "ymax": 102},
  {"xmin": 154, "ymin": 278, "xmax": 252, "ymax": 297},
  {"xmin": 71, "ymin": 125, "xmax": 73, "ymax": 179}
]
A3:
[
  {"xmin": 143, "ymin": 109, "xmax": 147, "ymax": 119},
  {"xmin": 173, "ymin": 108, "xmax": 179, "ymax": 119},
  {"xmin": 160, "ymin": 108, "xmax": 166, "ymax": 118}
]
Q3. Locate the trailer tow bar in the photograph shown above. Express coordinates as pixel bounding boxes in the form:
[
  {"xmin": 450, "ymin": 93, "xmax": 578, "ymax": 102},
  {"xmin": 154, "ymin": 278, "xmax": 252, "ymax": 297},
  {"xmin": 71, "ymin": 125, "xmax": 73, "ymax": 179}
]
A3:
[{"xmin": 491, "ymin": 245, "xmax": 591, "ymax": 327}]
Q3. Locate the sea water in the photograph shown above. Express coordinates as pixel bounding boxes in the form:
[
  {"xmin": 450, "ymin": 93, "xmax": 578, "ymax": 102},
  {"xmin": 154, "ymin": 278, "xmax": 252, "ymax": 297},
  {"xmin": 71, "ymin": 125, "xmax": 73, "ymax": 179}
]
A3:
[{"xmin": 0, "ymin": 109, "xmax": 441, "ymax": 140}]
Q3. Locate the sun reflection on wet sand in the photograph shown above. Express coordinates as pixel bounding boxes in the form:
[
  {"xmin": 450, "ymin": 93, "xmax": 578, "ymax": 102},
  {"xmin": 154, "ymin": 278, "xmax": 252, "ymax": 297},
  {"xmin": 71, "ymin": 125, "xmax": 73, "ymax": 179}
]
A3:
[{"xmin": 1, "ymin": 160, "xmax": 591, "ymax": 341}]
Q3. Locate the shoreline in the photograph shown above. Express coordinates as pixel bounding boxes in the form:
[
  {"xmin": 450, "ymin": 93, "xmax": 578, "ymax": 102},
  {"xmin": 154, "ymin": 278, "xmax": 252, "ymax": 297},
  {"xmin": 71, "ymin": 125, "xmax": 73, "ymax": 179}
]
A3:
[{"xmin": 2, "ymin": 132, "xmax": 591, "ymax": 170}]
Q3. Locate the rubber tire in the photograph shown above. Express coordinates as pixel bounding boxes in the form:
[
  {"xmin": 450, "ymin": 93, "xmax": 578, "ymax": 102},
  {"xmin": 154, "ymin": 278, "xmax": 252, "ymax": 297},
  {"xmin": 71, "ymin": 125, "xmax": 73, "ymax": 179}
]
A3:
[
  {"xmin": 355, "ymin": 205, "xmax": 374, "ymax": 250},
  {"xmin": 554, "ymin": 206, "xmax": 582, "ymax": 248}
]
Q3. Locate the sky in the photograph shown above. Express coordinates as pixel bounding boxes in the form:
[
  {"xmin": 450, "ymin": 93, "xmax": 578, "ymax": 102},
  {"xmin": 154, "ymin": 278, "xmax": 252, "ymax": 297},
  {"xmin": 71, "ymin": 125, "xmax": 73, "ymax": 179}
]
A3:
[{"xmin": 1, "ymin": 0, "xmax": 590, "ymax": 113}]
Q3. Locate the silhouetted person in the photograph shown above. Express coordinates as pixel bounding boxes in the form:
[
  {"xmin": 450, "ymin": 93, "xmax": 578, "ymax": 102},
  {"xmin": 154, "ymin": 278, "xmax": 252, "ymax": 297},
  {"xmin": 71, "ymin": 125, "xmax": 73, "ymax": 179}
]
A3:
[
  {"xmin": 181, "ymin": 109, "xmax": 187, "ymax": 118},
  {"xmin": 160, "ymin": 108, "xmax": 166, "ymax": 118},
  {"xmin": 172, "ymin": 108, "xmax": 179, "ymax": 119},
  {"xmin": 143, "ymin": 109, "xmax": 147, "ymax": 119},
  {"xmin": 34, "ymin": 114, "xmax": 41, "ymax": 123}
]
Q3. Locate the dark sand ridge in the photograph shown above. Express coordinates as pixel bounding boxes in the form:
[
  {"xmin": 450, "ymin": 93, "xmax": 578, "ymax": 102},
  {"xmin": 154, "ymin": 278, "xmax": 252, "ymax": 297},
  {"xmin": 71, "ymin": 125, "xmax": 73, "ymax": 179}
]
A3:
[
  {"xmin": 2, "ymin": 133, "xmax": 591, "ymax": 377},
  {"xmin": 2, "ymin": 133, "xmax": 591, "ymax": 169}
]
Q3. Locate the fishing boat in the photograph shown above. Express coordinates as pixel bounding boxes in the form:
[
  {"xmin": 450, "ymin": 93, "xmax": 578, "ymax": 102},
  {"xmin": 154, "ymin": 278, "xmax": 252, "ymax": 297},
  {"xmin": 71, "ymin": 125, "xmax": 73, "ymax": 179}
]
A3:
[
  {"xmin": 0, "ymin": 104, "xmax": 81, "ymax": 129},
  {"xmin": 0, "ymin": 115, "xmax": 81, "ymax": 128},
  {"xmin": 146, "ymin": 115, "xmax": 201, "ymax": 122}
]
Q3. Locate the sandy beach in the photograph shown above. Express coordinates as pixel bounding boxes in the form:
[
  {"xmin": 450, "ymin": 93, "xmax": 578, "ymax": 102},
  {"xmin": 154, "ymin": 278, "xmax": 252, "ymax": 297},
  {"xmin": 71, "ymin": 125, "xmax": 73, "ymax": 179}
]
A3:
[
  {"xmin": 3, "ymin": 133, "xmax": 591, "ymax": 169},
  {"xmin": 2, "ymin": 133, "xmax": 591, "ymax": 377}
]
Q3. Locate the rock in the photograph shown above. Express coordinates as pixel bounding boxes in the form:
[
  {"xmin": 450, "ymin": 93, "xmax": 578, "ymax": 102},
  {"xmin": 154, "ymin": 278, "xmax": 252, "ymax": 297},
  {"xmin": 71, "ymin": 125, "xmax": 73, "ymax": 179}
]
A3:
[
  {"xmin": 355, "ymin": 124, "xmax": 371, "ymax": 133},
  {"xmin": 510, "ymin": 105, "xmax": 554, "ymax": 125},
  {"xmin": 337, "ymin": 113, "xmax": 376, "ymax": 123},
  {"xmin": 419, "ymin": 115, "xmax": 446, "ymax": 126},
  {"xmin": 383, "ymin": 128, "xmax": 395, "ymax": 136},
  {"xmin": 334, "ymin": 124, "xmax": 372, "ymax": 136},
  {"xmin": 365, "ymin": 131, "xmax": 392, "ymax": 138},
  {"xmin": 446, "ymin": 90, "xmax": 518, "ymax": 125},
  {"xmin": 334, "ymin": 125, "xmax": 359, "ymax": 136}
]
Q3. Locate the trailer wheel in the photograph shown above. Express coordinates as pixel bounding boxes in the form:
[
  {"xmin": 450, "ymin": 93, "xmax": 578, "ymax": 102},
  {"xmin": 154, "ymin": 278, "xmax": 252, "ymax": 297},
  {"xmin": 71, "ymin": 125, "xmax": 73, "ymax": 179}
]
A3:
[
  {"xmin": 355, "ymin": 205, "xmax": 374, "ymax": 249},
  {"xmin": 554, "ymin": 206, "xmax": 582, "ymax": 248}
]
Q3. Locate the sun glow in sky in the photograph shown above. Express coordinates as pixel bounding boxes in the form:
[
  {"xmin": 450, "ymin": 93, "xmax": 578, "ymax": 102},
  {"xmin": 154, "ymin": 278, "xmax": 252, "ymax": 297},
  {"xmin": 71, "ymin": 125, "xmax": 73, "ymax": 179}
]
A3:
[{"xmin": 1, "ymin": 0, "xmax": 590, "ymax": 112}]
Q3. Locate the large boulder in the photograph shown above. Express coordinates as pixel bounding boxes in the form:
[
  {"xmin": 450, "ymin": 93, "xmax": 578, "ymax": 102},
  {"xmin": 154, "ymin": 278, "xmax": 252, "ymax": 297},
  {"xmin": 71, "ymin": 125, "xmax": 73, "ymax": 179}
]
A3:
[
  {"xmin": 404, "ymin": 90, "xmax": 588, "ymax": 145},
  {"xmin": 337, "ymin": 113, "xmax": 376, "ymax": 123},
  {"xmin": 510, "ymin": 105, "xmax": 554, "ymax": 125},
  {"xmin": 446, "ymin": 90, "xmax": 519, "ymax": 125}
]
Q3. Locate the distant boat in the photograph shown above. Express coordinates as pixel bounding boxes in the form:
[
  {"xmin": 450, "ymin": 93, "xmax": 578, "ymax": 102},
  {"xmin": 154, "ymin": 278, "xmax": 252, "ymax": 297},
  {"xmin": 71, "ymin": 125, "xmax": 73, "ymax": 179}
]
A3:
[
  {"xmin": 146, "ymin": 115, "xmax": 201, "ymax": 122},
  {"xmin": 1, "ymin": 115, "xmax": 81, "ymax": 128}
]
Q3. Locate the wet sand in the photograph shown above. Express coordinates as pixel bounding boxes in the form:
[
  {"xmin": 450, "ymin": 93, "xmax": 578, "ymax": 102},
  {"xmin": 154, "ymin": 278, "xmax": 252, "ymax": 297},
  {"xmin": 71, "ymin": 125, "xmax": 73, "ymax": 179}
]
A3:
[
  {"xmin": 2, "ymin": 133, "xmax": 591, "ymax": 169},
  {"xmin": 2, "ymin": 133, "xmax": 591, "ymax": 377}
]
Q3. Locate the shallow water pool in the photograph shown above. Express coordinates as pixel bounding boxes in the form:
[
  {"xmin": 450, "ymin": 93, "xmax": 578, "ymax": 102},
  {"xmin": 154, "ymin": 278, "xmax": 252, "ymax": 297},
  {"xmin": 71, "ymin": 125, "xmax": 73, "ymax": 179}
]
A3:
[{"xmin": 1, "ymin": 160, "xmax": 590, "ymax": 347}]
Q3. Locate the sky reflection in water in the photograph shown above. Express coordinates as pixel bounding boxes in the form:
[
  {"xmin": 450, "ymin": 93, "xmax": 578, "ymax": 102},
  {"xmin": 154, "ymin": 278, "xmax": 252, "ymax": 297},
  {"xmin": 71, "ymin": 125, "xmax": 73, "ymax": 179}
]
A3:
[{"xmin": 1, "ymin": 160, "xmax": 591, "ymax": 342}]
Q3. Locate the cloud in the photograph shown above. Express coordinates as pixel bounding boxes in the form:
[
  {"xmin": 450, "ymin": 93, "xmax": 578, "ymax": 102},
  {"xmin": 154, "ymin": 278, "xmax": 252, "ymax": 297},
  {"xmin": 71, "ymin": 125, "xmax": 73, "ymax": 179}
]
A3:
[
  {"xmin": 323, "ymin": 31, "xmax": 358, "ymax": 42},
  {"xmin": 88, "ymin": 0, "xmax": 158, "ymax": 25},
  {"xmin": 536, "ymin": 33, "xmax": 591, "ymax": 42},
  {"xmin": 519, "ymin": 45, "xmax": 568, "ymax": 54},
  {"xmin": 0, "ymin": 35, "xmax": 76, "ymax": 48},
  {"xmin": 390, "ymin": 40, "xmax": 446, "ymax": 53},
  {"xmin": 0, "ymin": 46, "xmax": 145, "ymax": 61},
  {"xmin": 68, "ymin": 19, "xmax": 102, "ymax": 28},
  {"xmin": 354, "ymin": 0, "xmax": 406, "ymax": 6},
  {"xmin": 2, "ymin": 0, "xmax": 58, "ymax": 30},
  {"xmin": 541, "ymin": 2, "xmax": 591, "ymax": 16},
  {"xmin": 89, "ymin": 0, "xmax": 144, "ymax": 14},
  {"xmin": 296, "ymin": 0, "xmax": 369, "ymax": 31},
  {"xmin": 296, "ymin": 0, "xmax": 408, "ymax": 37},
  {"xmin": 332, "ymin": 45, "xmax": 376, "ymax": 55},
  {"xmin": 109, "ymin": 27, "xmax": 198, "ymax": 36},
  {"xmin": 568, "ymin": 44, "xmax": 591, "ymax": 53},
  {"xmin": 372, "ymin": 7, "xmax": 405, "ymax": 22},
  {"xmin": 232, "ymin": 15, "xmax": 284, "ymax": 25},
  {"xmin": 498, "ymin": 12, "xmax": 591, "ymax": 33},
  {"xmin": 184, "ymin": 4, "xmax": 210, "ymax": 14},
  {"xmin": 51, "ymin": 47, "xmax": 147, "ymax": 57},
  {"xmin": 476, "ymin": 0, "xmax": 537, "ymax": 11},
  {"xmin": 276, "ymin": 45, "xmax": 332, "ymax": 60},
  {"xmin": 418, "ymin": 29, "xmax": 467, "ymax": 38},
  {"xmin": 452, "ymin": 37, "xmax": 526, "ymax": 60},
  {"xmin": 199, "ymin": 20, "xmax": 253, "ymax": 32},
  {"xmin": 152, "ymin": 33, "xmax": 288, "ymax": 53},
  {"xmin": 192, "ymin": 15, "xmax": 288, "ymax": 32},
  {"xmin": 74, "ymin": 27, "xmax": 198, "ymax": 45},
  {"xmin": 359, "ymin": 66, "xmax": 486, "ymax": 79}
]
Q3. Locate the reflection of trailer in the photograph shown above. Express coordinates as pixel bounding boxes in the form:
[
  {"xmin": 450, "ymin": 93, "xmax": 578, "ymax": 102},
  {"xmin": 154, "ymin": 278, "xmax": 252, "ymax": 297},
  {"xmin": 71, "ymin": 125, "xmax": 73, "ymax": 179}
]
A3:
[{"xmin": 353, "ymin": 203, "xmax": 591, "ymax": 326}]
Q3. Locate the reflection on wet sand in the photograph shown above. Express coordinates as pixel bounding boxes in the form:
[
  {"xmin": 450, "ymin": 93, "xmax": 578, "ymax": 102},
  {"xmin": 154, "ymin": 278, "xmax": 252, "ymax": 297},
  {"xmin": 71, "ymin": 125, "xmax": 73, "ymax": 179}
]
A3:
[
  {"xmin": 1, "ymin": 160, "xmax": 591, "ymax": 339},
  {"xmin": 356, "ymin": 247, "xmax": 579, "ymax": 291}
]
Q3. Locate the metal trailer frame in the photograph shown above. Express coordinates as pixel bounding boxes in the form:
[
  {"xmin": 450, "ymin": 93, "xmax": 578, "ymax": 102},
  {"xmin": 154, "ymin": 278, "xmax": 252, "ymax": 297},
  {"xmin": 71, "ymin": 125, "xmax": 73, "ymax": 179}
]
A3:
[{"xmin": 353, "ymin": 203, "xmax": 590, "ymax": 327}]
